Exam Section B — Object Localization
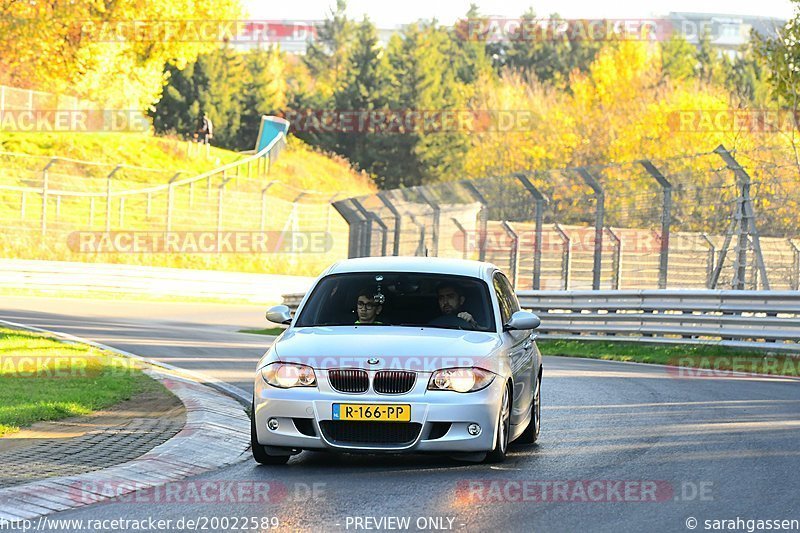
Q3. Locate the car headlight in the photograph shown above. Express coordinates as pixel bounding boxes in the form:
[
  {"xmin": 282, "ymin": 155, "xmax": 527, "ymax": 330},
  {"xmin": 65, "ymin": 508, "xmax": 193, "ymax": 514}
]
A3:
[
  {"xmin": 260, "ymin": 362, "xmax": 317, "ymax": 388},
  {"xmin": 427, "ymin": 367, "xmax": 495, "ymax": 393}
]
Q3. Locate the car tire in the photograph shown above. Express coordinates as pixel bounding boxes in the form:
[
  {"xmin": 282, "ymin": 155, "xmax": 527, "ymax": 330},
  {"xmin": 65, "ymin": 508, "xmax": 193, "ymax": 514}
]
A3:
[
  {"xmin": 516, "ymin": 372, "xmax": 541, "ymax": 445},
  {"xmin": 250, "ymin": 401, "xmax": 290, "ymax": 466},
  {"xmin": 484, "ymin": 383, "xmax": 511, "ymax": 463}
]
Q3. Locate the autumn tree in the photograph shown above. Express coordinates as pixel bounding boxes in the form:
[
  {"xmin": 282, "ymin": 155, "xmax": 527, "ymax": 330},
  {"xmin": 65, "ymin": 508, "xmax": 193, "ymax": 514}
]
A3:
[{"xmin": 0, "ymin": 0, "xmax": 242, "ymax": 110}]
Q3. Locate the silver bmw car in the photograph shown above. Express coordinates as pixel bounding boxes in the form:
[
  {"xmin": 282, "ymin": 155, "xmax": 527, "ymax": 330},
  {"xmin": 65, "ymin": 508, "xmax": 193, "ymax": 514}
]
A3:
[{"xmin": 251, "ymin": 257, "xmax": 542, "ymax": 464}]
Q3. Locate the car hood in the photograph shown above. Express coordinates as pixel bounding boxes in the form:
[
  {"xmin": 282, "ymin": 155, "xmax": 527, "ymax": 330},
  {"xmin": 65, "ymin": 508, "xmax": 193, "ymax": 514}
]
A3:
[{"xmin": 273, "ymin": 326, "xmax": 502, "ymax": 372}]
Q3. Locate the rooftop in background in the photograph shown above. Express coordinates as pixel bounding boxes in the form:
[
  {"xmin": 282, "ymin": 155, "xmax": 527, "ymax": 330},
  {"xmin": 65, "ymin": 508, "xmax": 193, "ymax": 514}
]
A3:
[
  {"xmin": 233, "ymin": 11, "xmax": 786, "ymax": 55},
  {"xmin": 668, "ymin": 12, "xmax": 785, "ymax": 49}
]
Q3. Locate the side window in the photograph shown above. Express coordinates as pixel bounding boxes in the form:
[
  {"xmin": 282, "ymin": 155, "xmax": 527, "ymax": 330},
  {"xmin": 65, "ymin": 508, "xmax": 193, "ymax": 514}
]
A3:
[
  {"xmin": 493, "ymin": 274, "xmax": 513, "ymax": 324},
  {"xmin": 498, "ymin": 274, "xmax": 521, "ymax": 315}
]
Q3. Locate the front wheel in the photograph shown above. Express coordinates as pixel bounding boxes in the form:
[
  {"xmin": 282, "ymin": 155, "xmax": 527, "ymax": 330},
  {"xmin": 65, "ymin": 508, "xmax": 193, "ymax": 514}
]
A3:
[
  {"xmin": 484, "ymin": 384, "xmax": 511, "ymax": 463},
  {"xmin": 251, "ymin": 402, "xmax": 290, "ymax": 466}
]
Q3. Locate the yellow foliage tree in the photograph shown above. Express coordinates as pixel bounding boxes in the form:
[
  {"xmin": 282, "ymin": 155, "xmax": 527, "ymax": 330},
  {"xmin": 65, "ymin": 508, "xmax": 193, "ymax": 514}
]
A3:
[{"xmin": 0, "ymin": 0, "xmax": 243, "ymax": 110}]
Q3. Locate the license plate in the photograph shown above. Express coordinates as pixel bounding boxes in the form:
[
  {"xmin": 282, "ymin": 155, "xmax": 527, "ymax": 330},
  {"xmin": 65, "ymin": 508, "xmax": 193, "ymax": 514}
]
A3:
[{"xmin": 332, "ymin": 403, "xmax": 411, "ymax": 422}]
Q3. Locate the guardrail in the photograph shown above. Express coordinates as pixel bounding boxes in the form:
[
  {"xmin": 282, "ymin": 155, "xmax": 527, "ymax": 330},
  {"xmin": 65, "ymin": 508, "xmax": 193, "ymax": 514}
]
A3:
[{"xmin": 281, "ymin": 289, "xmax": 800, "ymax": 353}]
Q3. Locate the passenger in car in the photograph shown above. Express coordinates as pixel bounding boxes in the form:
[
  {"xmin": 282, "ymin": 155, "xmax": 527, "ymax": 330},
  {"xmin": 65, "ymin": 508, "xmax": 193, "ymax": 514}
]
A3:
[{"xmin": 355, "ymin": 289, "xmax": 384, "ymax": 324}]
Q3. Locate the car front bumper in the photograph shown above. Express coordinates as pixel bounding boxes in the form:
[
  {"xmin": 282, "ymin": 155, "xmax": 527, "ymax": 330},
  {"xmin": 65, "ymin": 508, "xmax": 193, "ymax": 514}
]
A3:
[{"xmin": 253, "ymin": 371, "xmax": 504, "ymax": 453}]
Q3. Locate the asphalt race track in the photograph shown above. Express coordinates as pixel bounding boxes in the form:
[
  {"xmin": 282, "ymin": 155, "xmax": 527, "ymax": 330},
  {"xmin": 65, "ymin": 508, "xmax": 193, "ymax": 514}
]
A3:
[{"xmin": 2, "ymin": 296, "xmax": 799, "ymax": 532}]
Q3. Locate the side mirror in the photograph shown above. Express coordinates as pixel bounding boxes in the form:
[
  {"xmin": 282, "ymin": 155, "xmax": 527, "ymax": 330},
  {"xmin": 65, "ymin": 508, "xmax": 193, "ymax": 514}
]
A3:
[
  {"xmin": 504, "ymin": 310, "xmax": 540, "ymax": 331},
  {"xmin": 266, "ymin": 305, "xmax": 293, "ymax": 325}
]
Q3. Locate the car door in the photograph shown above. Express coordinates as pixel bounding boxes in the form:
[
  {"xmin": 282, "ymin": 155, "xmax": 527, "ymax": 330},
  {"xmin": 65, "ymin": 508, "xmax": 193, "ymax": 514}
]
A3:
[{"xmin": 493, "ymin": 272, "xmax": 535, "ymax": 427}]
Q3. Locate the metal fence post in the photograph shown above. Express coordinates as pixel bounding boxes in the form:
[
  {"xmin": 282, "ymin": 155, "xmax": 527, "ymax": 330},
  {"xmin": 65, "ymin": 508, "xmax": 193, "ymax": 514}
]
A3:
[
  {"xmin": 146, "ymin": 193, "xmax": 152, "ymax": 217},
  {"xmin": 515, "ymin": 173, "xmax": 549, "ymax": 290},
  {"xmin": 55, "ymin": 195, "xmax": 61, "ymax": 219},
  {"xmin": 40, "ymin": 158, "xmax": 57, "ymax": 236},
  {"xmin": 371, "ymin": 213, "xmax": 389, "ymax": 256},
  {"xmin": 451, "ymin": 218, "xmax": 469, "ymax": 259},
  {"xmin": 461, "ymin": 181, "xmax": 489, "ymax": 262},
  {"xmin": 119, "ymin": 197, "xmax": 125, "ymax": 226},
  {"xmin": 89, "ymin": 197, "xmax": 95, "ymax": 226},
  {"xmin": 714, "ymin": 145, "xmax": 770, "ymax": 290},
  {"xmin": 639, "ymin": 160, "xmax": 672, "ymax": 289},
  {"xmin": 105, "ymin": 165, "xmax": 122, "ymax": 233},
  {"xmin": 377, "ymin": 192, "xmax": 402, "ymax": 256},
  {"xmin": 554, "ymin": 223, "xmax": 572, "ymax": 290},
  {"xmin": 789, "ymin": 239, "xmax": 800, "ymax": 290},
  {"xmin": 20, "ymin": 191, "xmax": 26, "ymax": 220},
  {"xmin": 577, "ymin": 168, "xmax": 605, "ymax": 290},
  {"xmin": 500, "ymin": 221, "xmax": 519, "ymax": 288},
  {"xmin": 700, "ymin": 233, "xmax": 716, "ymax": 289},
  {"xmin": 605, "ymin": 227, "xmax": 622, "ymax": 290},
  {"xmin": 417, "ymin": 188, "xmax": 440, "ymax": 257},
  {"xmin": 351, "ymin": 198, "xmax": 374, "ymax": 257},
  {"xmin": 165, "ymin": 172, "xmax": 182, "ymax": 234},
  {"xmin": 332, "ymin": 199, "xmax": 370, "ymax": 258}
]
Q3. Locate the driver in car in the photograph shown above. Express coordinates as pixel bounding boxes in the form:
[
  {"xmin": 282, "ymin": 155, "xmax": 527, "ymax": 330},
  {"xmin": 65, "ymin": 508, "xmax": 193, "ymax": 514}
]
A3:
[
  {"xmin": 430, "ymin": 283, "xmax": 487, "ymax": 330},
  {"xmin": 355, "ymin": 289, "xmax": 384, "ymax": 324}
]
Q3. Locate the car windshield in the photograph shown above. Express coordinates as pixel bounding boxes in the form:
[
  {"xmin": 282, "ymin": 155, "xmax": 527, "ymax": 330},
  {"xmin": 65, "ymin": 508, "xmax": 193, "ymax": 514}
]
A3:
[{"xmin": 294, "ymin": 272, "xmax": 496, "ymax": 331}]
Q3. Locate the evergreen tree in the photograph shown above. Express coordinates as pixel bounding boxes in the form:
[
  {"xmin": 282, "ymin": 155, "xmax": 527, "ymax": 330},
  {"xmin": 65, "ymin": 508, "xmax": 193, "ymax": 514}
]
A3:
[
  {"xmin": 304, "ymin": 0, "xmax": 355, "ymax": 95},
  {"xmin": 494, "ymin": 10, "xmax": 601, "ymax": 84},
  {"xmin": 151, "ymin": 61, "xmax": 207, "ymax": 139},
  {"xmin": 333, "ymin": 17, "xmax": 391, "ymax": 175},
  {"xmin": 152, "ymin": 46, "xmax": 247, "ymax": 150},
  {"xmin": 240, "ymin": 46, "xmax": 288, "ymax": 146},
  {"xmin": 197, "ymin": 46, "xmax": 248, "ymax": 149},
  {"xmin": 449, "ymin": 4, "xmax": 495, "ymax": 85},
  {"xmin": 381, "ymin": 23, "xmax": 469, "ymax": 187}
]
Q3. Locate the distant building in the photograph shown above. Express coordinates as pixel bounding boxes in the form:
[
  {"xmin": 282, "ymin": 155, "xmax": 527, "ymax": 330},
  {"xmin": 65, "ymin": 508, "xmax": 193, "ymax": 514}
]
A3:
[
  {"xmin": 667, "ymin": 12, "xmax": 785, "ymax": 55},
  {"xmin": 230, "ymin": 14, "xmax": 786, "ymax": 56}
]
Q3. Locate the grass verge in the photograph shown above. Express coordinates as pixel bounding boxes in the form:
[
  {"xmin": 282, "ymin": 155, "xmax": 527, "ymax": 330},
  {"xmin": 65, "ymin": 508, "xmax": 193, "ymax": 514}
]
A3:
[
  {"xmin": 0, "ymin": 327, "xmax": 155, "ymax": 437},
  {"xmin": 537, "ymin": 339, "xmax": 800, "ymax": 376},
  {"xmin": 239, "ymin": 327, "xmax": 286, "ymax": 336}
]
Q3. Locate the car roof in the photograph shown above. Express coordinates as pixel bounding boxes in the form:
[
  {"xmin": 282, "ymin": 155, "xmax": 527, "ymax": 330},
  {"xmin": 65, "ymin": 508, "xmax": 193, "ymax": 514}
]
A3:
[{"xmin": 324, "ymin": 256, "xmax": 498, "ymax": 279}]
